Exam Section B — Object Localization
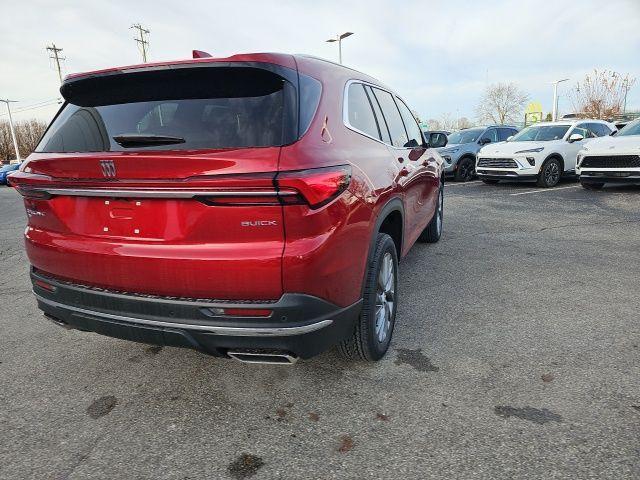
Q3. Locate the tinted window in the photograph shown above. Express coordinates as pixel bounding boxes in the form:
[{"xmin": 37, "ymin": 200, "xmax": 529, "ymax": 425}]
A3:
[
  {"xmin": 572, "ymin": 124, "xmax": 593, "ymax": 139},
  {"xmin": 511, "ymin": 125, "xmax": 570, "ymax": 141},
  {"xmin": 587, "ymin": 123, "xmax": 611, "ymax": 137},
  {"xmin": 347, "ymin": 83, "xmax": 380, "ymax": 140},
  {"xmin": 299, "ymin": 74, "xmax": 322, "ymax": 136},
  {"xmin": 447, "ymin": 128, "xmax": 484, "ymax": 144},
  {"xmin": 365, "ymin": 86, "xmax": 391, "ymax": 144},
  {"xmin": 38, "ymin": 66, "xmax": 297, "ymax": 152},
  {"xmin": 396, "ymin": 98, "xmax": 424, "ymax": 148},
  {"xmin": 482, "ymin": 128, "xmax": 499, "ymax": 143},
  {"xmin": 617, "ymin": 119, "xmax": 640, "ymax": 136},
  {"xmin": 372, "ymin": 88, "xmax": 409, "ymax": 147},
  {"xmin": 498, "ymin": 128, "xmax": 516, "ymax": 141}
]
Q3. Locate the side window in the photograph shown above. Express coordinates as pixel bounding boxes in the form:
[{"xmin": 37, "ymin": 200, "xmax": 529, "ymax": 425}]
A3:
[
  {"xmin": 395, "ymin": 97, "xmax": 424, "ymax": 148},
  {"xmin": 572, "ymin": 124, "xmax": 591, "ymax": 139},
  {"xmin": 365, "ymin": 85, "xmax": 391, "ymax": 144},
  {"xmin": 347, "ymin": 83, "xmax": 380, "ymax": 140},
  {"xmin": 371, "ymin": 88, "xmax": 409, "ymax": 148},
  {"xmin": 498, "ymin": 128, "xmax": 515, "ymax": 141},
  {"xmin": 588, "ymin": 123, "xmax": 611, "ymax": 137},
  {"xmin": 483, "ymin": 128, "xmax": 499, "ymax": 142}
]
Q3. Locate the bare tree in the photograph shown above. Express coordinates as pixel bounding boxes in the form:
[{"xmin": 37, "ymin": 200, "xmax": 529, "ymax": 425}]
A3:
[
  {"xmin": 16, "ymin": 120, "xmax": 47, "ymax": 157},
  {"xmin": 0, "ymin": 119, "xmax": 48, "ymax": 162},
  {"xmin": 426, "ymin": 118, "xmax": 442, "ymax": 130},
  {"xmin": 0, "ymin": 121, "xmax": 15, "ymax": 162},
  {"xmin": 476, "ymin": 82, "xmax": 529, "ymax": 125},
  {"xmin": 457, "ymin": 117, "xmax": 473, "ymax": 129},
  {"xmin": 570, "ymin": 70, "xmax": 636, "ymax": 119}
]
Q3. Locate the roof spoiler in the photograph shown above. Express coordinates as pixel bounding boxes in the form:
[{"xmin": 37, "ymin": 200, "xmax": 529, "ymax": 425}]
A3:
[{"xmin": 192, "ymin": 50, "xmax": 212, "ymax": 59}]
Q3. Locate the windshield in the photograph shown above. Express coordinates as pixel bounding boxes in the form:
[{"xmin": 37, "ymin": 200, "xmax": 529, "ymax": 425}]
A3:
[
  {"xmin": 447, "ymin": 128, "xmax": 484, "ymax": 145},
  {"xmin": 617, "ymin": 119, "xmax": 640, "ymax": 137},
  {"xmin": 37, "ymin": 66, "xmax": 301, "ymax": 153},
  {"xmin": 511, "ymin": 125, "xmax": 570, "ymax": 142}
]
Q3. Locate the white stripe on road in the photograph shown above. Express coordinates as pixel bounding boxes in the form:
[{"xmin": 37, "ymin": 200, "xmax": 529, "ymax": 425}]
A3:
[
  {"xmin": 445, "ymin": 180, "xmax": 483, "ymax": 187},
  {"xmin": 509, "ymin": 185, "xmax": 581, "ymax": 196}
]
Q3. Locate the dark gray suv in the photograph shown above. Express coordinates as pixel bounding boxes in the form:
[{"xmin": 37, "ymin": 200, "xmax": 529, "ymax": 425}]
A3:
[{"xmin": 437, "ymin": 125, "xmax": 519, "ymax": 181}]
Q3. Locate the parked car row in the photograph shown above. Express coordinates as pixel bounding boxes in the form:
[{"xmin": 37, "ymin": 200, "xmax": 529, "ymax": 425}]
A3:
[
  {"xmin": 476, "ymin": 119, "xmax": 616, "ymax": 187},
  {"xmin": 424, "ymin": 117, "xmax": 639, "ymax": 190}
]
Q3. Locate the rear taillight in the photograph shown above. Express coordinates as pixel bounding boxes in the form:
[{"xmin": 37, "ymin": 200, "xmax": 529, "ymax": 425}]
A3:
[{"xmin": 276, "ymin": 165, "xmax": 351, "ymax": 209}]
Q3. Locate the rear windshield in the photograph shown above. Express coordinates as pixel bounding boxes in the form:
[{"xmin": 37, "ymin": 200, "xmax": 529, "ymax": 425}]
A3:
[{"xmin": 37, "ymin": 66, "xmax": 301, "ymax": 152}]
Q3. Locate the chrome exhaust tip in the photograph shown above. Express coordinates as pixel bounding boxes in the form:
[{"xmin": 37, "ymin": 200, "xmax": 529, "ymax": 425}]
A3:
[{"xmin": 227, "ymin": 350, "xmax": 299, "ymax": 365}]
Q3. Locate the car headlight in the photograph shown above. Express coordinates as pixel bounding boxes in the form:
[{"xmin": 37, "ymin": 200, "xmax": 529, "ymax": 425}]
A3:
[
  {"xmin": 514, "ymin": 147, "xmax": 544, "ymax": 154},
  {"xmin": 442, "ymin": 148, "xmax": 459, "ymax": 155}
]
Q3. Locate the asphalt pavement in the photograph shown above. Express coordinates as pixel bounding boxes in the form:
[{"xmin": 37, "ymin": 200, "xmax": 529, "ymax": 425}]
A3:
[{"xmin": 0, "ymin": 180, "xmax": 639, "ymax": 480}]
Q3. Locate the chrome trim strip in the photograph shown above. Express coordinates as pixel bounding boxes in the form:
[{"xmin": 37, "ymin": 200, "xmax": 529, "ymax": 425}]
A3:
[
  {"xmin": 37, "ymin": 189, "xmax": 294, "ymax": 199},
  {"xmin": 34, "ymin": 293, "xmax": 333, "ymax": 336}
]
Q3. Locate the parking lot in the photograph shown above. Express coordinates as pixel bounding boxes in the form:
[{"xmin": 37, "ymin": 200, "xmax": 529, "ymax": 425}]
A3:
[{"xmin": 1, "ymin": 180, "xmax": 639, "ymax": 479}]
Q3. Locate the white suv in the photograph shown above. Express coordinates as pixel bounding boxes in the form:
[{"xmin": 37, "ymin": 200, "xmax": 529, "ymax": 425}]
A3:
[
  {"xmin": 476, "ymin": 120, "xmax": 616, "ymax": 187},
  {"xmin": 577, "ymin": 118, "xmax": 640, "ymax": 190}
]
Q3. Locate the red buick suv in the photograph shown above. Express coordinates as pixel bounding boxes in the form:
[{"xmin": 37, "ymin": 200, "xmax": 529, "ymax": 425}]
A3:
[{"xmin": 10, "ymin": 53, "xmax": 446, "ymax": 364}]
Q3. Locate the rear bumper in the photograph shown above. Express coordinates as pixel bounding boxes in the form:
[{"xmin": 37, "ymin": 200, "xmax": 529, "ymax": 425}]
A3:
[{"xmin": 31, "ymin": 269, "xmax": 361, "ymax": 360}]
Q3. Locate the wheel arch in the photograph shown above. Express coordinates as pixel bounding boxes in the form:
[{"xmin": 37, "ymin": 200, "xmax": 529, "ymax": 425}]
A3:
[
  {"xmin": 543, "ymin": 153, "xmax": 565, "ymax": 171},
  {"xmin": 360, "ymin": 197, "xmax": 404, "ymax": 298}
]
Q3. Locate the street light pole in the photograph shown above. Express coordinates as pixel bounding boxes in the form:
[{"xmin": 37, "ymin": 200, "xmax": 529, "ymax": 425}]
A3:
[
  {"xmin": 1, "ymin": 99, "xmax": 20, "ymax": 162},
  {"xmin": 551, "ymin": 78, "xmax": 569, "ymax": 121},
  {"xmin": 326, "ymin": 32, "xmax": 354, "ymax": 64}
]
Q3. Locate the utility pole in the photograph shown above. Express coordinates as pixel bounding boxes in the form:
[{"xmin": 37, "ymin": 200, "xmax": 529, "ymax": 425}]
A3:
[
  {"xmin": 131, "ymin": 24, "xmax": 150, "ymax": 63},
  {"xmin": 0, "ymin": 99, "xmax": 20, "ymax": 162},
  {"xmin": 326, "ymin": 32, "xmax": 354, "ymax": 64},
  {"xmin": 622, "ymin": 78, "xmax": 630, "ymax": 114},
  {"xmin": 46, "ymin": 43, "xmax": 65, "ymax": 84},
  {"xmin": 551, "ymin": 78, "xmax": 570, "ymax": 121}
]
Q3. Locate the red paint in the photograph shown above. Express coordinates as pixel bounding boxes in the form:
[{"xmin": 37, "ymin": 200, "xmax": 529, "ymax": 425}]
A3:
[{"xmin": 12, "ymin": 54, "xmax": 444, "ymax": 307}]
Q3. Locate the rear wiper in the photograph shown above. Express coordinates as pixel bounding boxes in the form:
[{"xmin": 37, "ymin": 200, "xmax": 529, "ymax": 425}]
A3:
[{"xmin": 113, "ymin": 134, "xmax": 186, "ymax": 148}]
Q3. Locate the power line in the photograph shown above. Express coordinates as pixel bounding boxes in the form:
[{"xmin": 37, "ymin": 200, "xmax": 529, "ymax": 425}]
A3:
[
  {"xmin": 131, "ymin": 23, "xmax": 150, "ymax": 63},
  {"xmin": 46, "ymin": 43, "xmax": 65, "ymax": 84},
  {"xmin": 0, "ymin": 98, "xmax": 62, "ymax": 117}
]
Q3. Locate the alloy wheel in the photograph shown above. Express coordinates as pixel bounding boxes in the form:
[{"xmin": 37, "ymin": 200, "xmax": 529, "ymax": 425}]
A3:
[
  {"xmin": 375, "ymin": 252, "xmax": 395, "ymax": 343},
  {"xmin": 544, "ymin": 162, "xmax": 560, "ymax": 186}
]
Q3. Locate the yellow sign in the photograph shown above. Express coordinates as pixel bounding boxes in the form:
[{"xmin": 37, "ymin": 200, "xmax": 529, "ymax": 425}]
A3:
[{"xmin": 525, "ymin": 102, "xmax": 544, "ymax": 125}]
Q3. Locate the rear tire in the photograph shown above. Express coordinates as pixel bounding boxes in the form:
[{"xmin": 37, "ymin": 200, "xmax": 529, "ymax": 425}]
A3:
[
  {"xmin": 536, "ymin": 158, "xmax": 562, "ymax": 188},
  {"xmin": 418, "ymin": 182, "xmax": 443, "ymax": 243},
  {"xmin": 454, "ymin": 157, "xmax": 475, "ymax": 182},
  {"xmin": 482, "ymin": 179, "xmax": 499, "ymax": 184},
  {"xmin": 580, "ymin": 180, "xmax": 605, "ymax": 190},
  {"xmin": 338, "ymin": 233, "xmax": 398, "ymax": 361}
]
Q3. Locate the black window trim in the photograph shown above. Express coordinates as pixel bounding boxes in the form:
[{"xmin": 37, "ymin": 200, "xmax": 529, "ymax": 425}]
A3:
[{"xmin": 343, "ymin": 79, "xmax": 422, "ymax": 150}]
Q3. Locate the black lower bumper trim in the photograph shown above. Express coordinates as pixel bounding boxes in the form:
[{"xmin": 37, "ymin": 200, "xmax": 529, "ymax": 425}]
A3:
[
  {"xmin": 31, "ymin": 269, "xmax": 361, "ymax": 359},
  {"xmin": 476, "ymin": 171, "xmax": 538, "ymax": 182},
  {"xmin": 580, "ymin": 173, "xmax": 640, "ymax": 184}
]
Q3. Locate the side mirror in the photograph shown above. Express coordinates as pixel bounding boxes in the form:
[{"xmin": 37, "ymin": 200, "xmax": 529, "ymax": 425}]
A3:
[
  {"xmin": 479, "ymin": 137, "xmax": 492, "ymax": 145},
  {"xmin": 429, "ymin": 133, "xmax": 448, "ymax": 148},
  {"xmin": 568, "ymin": 133, "xmax": 584, "ymax": 143}
]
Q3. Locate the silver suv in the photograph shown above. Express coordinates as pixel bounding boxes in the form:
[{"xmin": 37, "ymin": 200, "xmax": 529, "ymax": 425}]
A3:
[{"xmin": 437, "ymin": 125, "xmax": 519, "ymax": 181}]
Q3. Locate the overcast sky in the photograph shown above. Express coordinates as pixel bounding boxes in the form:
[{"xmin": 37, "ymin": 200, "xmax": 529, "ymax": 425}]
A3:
[{"xmin": 2, "ymin": 0, "xmax": 640, "ymax": 125}]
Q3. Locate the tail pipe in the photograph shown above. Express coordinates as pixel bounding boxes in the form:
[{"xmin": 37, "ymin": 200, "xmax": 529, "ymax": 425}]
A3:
[{"xmin": 227, "ymin": 350, "xmax": 299, "ymax": 365}]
